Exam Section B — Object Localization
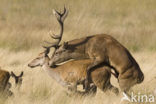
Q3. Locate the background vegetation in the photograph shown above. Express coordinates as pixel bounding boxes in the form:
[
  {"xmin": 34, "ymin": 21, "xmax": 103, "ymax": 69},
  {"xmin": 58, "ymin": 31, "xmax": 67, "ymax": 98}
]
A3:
[
  {"xmin": 0, "ymin": 0, "xmax": 156, "ymax": 52},
  {"xmin": 0, "ymin": 0, "xmax": 156, "ymax": 104}
]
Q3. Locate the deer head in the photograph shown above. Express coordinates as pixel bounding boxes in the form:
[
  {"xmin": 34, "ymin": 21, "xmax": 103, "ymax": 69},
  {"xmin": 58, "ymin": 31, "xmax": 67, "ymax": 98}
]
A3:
[
  {"xmin": 28, "ymin": 6, "xmax": 68, "ymax": 68},
  {"xmin": 50, "ymin": 41, "xmax": 74, "ymax": 64},
  {"xmin": 28, "ymin": 48, "xmax": 50, "ymax": 68},
  {"xmin": 11, "ymin": 71, "xmax": 24, "ymax": 88}
]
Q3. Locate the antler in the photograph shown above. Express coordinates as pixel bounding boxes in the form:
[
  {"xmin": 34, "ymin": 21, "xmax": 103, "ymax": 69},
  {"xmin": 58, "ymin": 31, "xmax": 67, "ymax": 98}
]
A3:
[
  {"xmin": 42, "ymin": 46, "xmax": 50, "ymax": 55},
  {"xmin": 11, "ymin": 71, "xmax": 16, "ymax": 77},
  {"xmin": 43, "ymin": 7, "xmax": 68, "ymax": 50},
  {"xmin": 19, "ymin": 71, "xmax": 24, "ymax": 77}
]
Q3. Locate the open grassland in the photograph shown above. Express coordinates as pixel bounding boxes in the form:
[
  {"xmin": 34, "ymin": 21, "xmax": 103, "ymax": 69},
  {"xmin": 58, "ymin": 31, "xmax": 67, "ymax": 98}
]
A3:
[
  {"xmin": 0, "ymin": 49, "xmax": 156, "ymax": 104},
  {"xmin": 0, "ymin": 0, "xmax": 156, "ymax": 52},
  {"xmin": 0, "ymin": 0, "xmax": 156, "ymax": 104}
]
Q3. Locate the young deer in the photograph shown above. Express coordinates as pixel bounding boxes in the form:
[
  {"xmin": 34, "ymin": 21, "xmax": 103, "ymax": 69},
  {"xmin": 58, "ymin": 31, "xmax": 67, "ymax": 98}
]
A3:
[
  {"xmin": 0, "ymin": 67, "xmax": 24, "ymax": 97},
  {"xmin": 28, "ymin": 48, "xmax": 119, "ymax": 95}
]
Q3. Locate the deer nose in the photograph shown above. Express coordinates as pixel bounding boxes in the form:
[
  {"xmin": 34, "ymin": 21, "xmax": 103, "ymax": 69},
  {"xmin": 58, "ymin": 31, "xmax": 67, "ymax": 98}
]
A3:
[
  {"xmin": 28, "ymin": 64, "xmax": 31, "ymax": 67},
  {"xmin": 28, "ymin": 64, "xmax": 35, "ymax": 68}
]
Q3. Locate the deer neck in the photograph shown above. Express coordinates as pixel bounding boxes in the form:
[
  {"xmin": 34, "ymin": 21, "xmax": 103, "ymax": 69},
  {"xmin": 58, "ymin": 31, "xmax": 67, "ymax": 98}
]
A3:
[
  {"xmin": 41, "ymin": 57, "xmax": 68, "ymax": 87},
  {"xmin": 70, "ymin": 52, "xmax": 89, "ymax": 60}
]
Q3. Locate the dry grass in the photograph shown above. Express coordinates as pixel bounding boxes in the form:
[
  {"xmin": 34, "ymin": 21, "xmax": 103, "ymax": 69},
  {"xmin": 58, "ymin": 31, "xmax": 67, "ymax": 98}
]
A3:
[
  {"xmin": 0, "ymin": 0, "xmax": 156, "ymax": 104},
  {"xmin": 0, "ymin": 0, "xmax": 156, "ymax": 52},
  {"xmin": 0, "ymin": 49, "xmax": 155, "ymax": 104}
]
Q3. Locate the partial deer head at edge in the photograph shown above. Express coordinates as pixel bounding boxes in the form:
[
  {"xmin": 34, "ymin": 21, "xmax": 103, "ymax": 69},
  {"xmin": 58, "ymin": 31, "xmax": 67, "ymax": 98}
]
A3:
[{"xmin": 11, "ymin": 71, "xmax": 24, "ymax": 88}]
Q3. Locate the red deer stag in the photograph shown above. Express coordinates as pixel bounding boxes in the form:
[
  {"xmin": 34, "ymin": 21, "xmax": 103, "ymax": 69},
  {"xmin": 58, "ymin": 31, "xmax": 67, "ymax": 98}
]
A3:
[
  {"xmin": 46, "ymin": 7, "xmax": 144, "ymax": 94},
  {"xmin": 28, "ymin": 47, "xmax": 119, "ymax": 95}
]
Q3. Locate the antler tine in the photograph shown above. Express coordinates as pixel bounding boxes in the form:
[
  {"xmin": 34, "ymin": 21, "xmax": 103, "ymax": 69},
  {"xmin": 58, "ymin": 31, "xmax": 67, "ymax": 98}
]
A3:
[
  {"xmin": 42, "ymin": 45, "xmax": 49, "ymax": 49},
  {"xmin": 43, "ymin": 41, "xmax": 58, "ymax": 48},
  {"xmin": 63, "ymin": 6, "xmax": 66, "ymax": 14},
  {"xmin": 53, "ymin": 7, "xmax": 68, "ymax": 23},
  {"xmin": 48, "ymin": 31, "xmax": 61, "ymax": 39},
  {"xmin": 42, "ymin": 46, "xmax": 50, "ymax": 55},
  {"xmin": 54, "ymin": 7, "xmax": 66, "ymax": 17},
  {"xmin": 61, "ymin": 7, "xmax": 68, "ymax": 22},
  {"xmin": 50, "ymin": 33, "xmax": 61, "ymax": 39},
  {"xmin": 53, "ymin": 9, "xmax": 61, "ymax": 21},
  {"xmin": 19, "ymin": 71, "xmax": 24, "ymax": 77},
  {"xmin": 43, "ymin": 7, "xmax": 68, "ymax": 57},
  {"xmin": 51, "ymin": 7, "xmax": 68, "ymax": 46}
]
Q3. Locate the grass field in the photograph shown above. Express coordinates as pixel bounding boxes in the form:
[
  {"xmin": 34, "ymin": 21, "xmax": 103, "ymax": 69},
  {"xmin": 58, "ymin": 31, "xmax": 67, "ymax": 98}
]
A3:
[{"xmin": 0, "ymin": 0, "xmax": 156, "ymax": 104}]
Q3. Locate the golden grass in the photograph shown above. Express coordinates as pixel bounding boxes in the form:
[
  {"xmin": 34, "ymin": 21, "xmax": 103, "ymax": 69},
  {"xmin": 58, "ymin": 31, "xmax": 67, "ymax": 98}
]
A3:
[
  {"xmin": 0, "ymin": 49, "xmax": 155, "ymax": 104},
  {"xmin": 0, "ymin": 0, "xmax": 156, "ymax": 103},
  {"xmin": 0, "ymin": 0, "xmax": 156, "ymax": 51}
]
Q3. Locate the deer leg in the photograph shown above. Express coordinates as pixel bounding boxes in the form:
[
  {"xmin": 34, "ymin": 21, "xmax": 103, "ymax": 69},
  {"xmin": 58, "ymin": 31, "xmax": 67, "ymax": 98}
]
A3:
[
  {"xmin": 85, "ymin": 59, "xmax": 104, "ymax": 92},
  {"xmin": 107, "ymin": 84, "xmax": 119, "ymax": 95},
  {"xmin": 66, "ymin": 83, "xmax": 79, "ymax": 96},
  {"xmin": 89, "ymin": 83, "xmax": 97, "ymax": 95},
  {"xmin": 67, "ymin": 83, "xmax": 77, "ymax": 92}
]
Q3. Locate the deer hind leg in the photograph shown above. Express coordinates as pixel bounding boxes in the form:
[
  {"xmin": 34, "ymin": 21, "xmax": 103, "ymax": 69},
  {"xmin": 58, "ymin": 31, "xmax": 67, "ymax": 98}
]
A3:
[
  {"xmin": 107, "ymin": 83, "xmax": 119, "ymax": 95},
  {"xmin": 88, "ymin": 83, "xmax": 97, "ymax": 96},
  {"xmin": 105, "ymin": 74, "xmax": 119, "ymax": 95},
  {"xmin": 94, "ymin": 74, "xmax": 119, "ymax": 95},
  {"xmin": 76, "ymin": 85, "xmax": 97, "ymax": 97},
  {"xmin": 67, "ymin": 83, "xmax": 77, "ymax": 92},
  {"xmin": 118, "ymin": 78, "xmax": 138, "ymax": 99},
  {"xmin": 85, "ymin": 58, "xmax": 105, "ymax": 92},
  {"xmin": 66, "ymin": 83, "xmax": 78, "ymax": 96},
  {"xmin": 66, "ymin": 83, "xmax": 88, "ymax": 96},
  {"xmin": 118, "ymin": 70, "xmax": 138, "ymax": 95}
]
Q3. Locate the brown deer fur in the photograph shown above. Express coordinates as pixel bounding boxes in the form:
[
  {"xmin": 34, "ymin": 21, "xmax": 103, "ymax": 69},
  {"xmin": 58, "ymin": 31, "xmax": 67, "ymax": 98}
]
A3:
[
  {"xmin": 28, "ymin": 49, "xmax": 119, "ymax": 95},
  {"xmin": 49, "ymin": 34, "xmax": 144, "ymax": 92},
  {"xmin": 0, "ymin": 68, "xmax": 10, "ymax": 92},
  {"xmin": 0, "ymin": 67, "xmax": 24, "ymax": 97}
]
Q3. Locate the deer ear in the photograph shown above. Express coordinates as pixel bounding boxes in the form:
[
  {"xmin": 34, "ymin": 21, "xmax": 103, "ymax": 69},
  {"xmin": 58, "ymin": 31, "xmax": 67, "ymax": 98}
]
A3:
[
  {"xmin": 63, "ymin": 42, "xmax": 68, "ymax": 49},
  {"xmin": 19, "ymin": 71, "xmax": 24, "ymax": 77},
  {"xmin": 11, "ymin": 71, "xmax": 16, "ymax": 77}
]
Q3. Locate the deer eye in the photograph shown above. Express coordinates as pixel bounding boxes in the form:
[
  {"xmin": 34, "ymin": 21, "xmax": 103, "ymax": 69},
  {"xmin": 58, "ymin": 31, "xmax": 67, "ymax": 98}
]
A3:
[{"xmin": 55, "ymin": 52, "xmax": 59, "ymax": 54}]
